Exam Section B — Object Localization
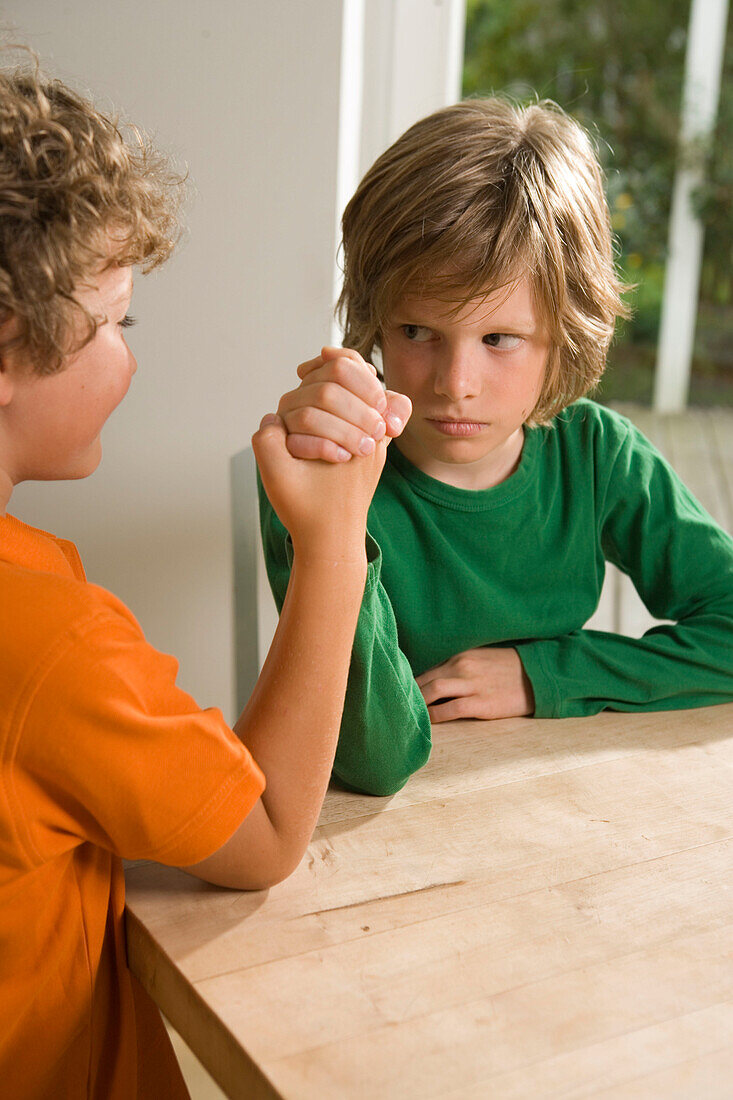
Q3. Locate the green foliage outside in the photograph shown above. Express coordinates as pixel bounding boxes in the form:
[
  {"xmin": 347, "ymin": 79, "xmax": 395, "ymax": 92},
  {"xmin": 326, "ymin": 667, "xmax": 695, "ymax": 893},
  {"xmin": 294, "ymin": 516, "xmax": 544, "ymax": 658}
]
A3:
[{"xmin": 463, "ymin": 0, "xmax": 733, "ymax": 405}]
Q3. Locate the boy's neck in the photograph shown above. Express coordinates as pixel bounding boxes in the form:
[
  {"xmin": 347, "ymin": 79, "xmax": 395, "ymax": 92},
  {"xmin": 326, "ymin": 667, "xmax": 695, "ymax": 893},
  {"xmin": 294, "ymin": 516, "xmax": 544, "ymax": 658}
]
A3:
[
  {"xmin": 394, "ymin": 427, "xmax": 526, "ymax": 491},
  {"xmin": 0, "ymin": 469, "xmax": 13, "ymax": 517}
]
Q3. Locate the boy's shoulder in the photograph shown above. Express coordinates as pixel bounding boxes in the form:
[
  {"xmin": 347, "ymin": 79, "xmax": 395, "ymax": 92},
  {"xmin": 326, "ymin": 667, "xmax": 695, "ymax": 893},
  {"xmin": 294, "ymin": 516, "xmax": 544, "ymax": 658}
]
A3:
[
  {"xmin": 1, "ymin": 544, "xmax": 144, "ymax": 700},
  {"xmin": 549, "ymin": 397, "xmax": 634, "ymax": 438},
  {"xmin": 2, "ymin": 554, "xmax": 136, "ymax": 624},
  {"xmin": 541, "ymin": 398, "xmax": 640, "ymax": 460}
]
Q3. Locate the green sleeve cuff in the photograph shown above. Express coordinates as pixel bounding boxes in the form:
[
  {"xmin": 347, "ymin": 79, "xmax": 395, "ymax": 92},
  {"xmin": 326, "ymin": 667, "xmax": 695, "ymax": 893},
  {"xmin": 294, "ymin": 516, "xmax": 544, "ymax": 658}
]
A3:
[{"xmin": 515, "ymin": 641, "xmax": 562, "ymax": 718}]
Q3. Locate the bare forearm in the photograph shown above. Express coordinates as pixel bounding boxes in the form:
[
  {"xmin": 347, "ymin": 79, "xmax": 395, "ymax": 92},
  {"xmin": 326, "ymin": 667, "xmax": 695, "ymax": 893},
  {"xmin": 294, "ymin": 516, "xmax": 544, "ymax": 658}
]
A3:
[
  {"xmin": 233, "ymin": 551, "xmax": 367, "ymax": 872},
  {"xmin": 183, "ymin": 419, "xmax": 385, "ymax": 890}
]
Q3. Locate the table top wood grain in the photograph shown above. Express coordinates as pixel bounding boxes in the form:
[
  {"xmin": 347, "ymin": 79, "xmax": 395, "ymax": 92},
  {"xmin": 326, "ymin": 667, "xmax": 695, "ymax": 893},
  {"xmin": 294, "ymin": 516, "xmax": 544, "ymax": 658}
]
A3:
[{"xmin": 125, "ymin": 705, "xmax": 733, "ymax": 1099}]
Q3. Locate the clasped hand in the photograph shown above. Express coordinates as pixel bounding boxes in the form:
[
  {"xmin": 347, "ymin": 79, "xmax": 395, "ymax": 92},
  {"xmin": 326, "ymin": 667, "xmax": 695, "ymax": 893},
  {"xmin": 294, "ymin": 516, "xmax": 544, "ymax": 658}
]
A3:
[
  {"xmin": 252, "ymin": 412, "xmax": 386, "ymax": 563},
  {"xmin": 416, "ymin": 647, "xmax": 535, "ymax": 722},
  {"xmin": 277, "ymin": 346, "xmax": 412, "ymax": 461}
]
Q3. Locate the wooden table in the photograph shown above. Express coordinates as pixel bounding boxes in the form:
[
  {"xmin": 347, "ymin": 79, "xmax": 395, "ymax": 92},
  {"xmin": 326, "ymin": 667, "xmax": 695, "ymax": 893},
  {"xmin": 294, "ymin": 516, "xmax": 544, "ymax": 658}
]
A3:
[{"xmin": 125, "ymin": 706, "xmax": 733, "ymax": 1099}]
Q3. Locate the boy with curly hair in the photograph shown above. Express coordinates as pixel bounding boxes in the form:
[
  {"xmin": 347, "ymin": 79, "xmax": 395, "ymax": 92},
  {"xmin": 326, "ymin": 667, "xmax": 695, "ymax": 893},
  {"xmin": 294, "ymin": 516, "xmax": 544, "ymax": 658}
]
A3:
[
  {"xmin": 0, "ymin": 62, "xmax": 386, "ymax": 1097},
  {"xmin": 260, "ymin": 97, "xmax": 733, "ymax": 796}
]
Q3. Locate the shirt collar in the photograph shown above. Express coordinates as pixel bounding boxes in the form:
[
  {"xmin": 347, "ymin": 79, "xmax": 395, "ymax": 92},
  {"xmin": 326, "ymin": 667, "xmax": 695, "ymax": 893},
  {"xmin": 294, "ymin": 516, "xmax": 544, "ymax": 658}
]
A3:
[{"xmin": 0, "ymin": 513, "xmax": 85, "ymax": 580}]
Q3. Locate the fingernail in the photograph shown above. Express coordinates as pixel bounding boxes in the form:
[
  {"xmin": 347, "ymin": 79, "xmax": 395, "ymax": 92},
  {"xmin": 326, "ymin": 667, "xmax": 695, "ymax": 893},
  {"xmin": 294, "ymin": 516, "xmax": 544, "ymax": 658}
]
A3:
[
  {"xmin": 260, "ymin": 413, "xmax": 279, "ymax": 427},
  {"xmin": 386, "ymin": 414, "xmax": 403, "ymax": 434},
  {"xmin": 359, "ymin": 436, "xmax": 375, "ymax": 455},
  {"xmin": 336, "ymin": 447, "xmax": 351, "ymax": 461},
  {"xmin": 376, "ymin": 393, "xmax": 387, "ymax": 413},
  {"xmin": 372, "ymin": 419, "xmax": 386, "ymax": 441}
]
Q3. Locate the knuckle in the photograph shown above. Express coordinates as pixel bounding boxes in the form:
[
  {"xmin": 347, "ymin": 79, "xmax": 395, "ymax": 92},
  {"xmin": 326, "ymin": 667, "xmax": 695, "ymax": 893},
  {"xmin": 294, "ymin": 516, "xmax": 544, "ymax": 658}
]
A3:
[
  {"xmin": 251, "ymin": 429, "xmax": 272, "ymax": 456},
  {"xmin": 373, "ymin": 382, "xmax": 388, "ymax": 406},
  {"xmin": 330, "ymin": 358, "xmax": 352, "ymax": 385},
  {"xmin": 315, "ymin": 381, "xmax": 337, "ymax": 407},
  {"xmin": 311, "ymin": 436, "xmax": 331, "ymax": 457},
  {"xmin": 296, "ymin": 406, "xmax": 318, "ymax": 432}
]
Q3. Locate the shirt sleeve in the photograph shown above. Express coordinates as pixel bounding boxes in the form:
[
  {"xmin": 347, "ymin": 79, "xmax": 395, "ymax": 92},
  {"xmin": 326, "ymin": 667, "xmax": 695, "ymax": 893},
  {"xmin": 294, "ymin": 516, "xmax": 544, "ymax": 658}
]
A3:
[
  {"xmin": 516, "ymin": 420, "xmax": 733, "ymax": 717},
  {"xmin": 12, "ymin": 610, "xmax": 265, "ymax": 868},
  {"xmin": 259, "ymin": 477, "xmax": 432, "ymax": 796}
]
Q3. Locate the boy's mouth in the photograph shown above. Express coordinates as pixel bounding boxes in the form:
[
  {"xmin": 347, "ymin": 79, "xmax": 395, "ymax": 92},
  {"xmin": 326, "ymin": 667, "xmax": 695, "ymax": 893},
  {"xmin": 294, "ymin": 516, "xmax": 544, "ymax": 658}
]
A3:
[{"xmin": 427, "ymin": 418, "xmax": 487, "ymax": 437}]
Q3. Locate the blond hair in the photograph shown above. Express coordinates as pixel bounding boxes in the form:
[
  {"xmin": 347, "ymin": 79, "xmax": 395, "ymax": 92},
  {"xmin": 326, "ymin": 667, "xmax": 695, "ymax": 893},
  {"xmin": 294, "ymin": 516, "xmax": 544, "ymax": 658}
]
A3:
[
  {"xmin": 338, "ymin": 97, "xmax": 630, "ymax": 423},
  {"xmin": 0, "ymin": 58, "xmax": 183, "ymax": 373}
]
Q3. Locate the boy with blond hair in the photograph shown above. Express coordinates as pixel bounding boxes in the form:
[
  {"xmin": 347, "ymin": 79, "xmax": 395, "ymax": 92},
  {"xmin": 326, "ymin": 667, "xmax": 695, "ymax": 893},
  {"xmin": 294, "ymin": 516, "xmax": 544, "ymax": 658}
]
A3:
[
  {"xmin": 260, "ymin": 97, "xmax": 733, "ymax": 796},
  {"xmin": 0, "ymin": 63, "xmax": 388, "ymax": 1097}
]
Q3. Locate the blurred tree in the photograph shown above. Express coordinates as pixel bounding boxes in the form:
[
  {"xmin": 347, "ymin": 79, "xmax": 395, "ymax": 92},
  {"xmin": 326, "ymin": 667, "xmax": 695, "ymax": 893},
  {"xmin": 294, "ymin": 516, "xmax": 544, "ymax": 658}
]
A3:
[{"xmin": 463, "ymin": 0, "xmax": 732, "ymax": 403}]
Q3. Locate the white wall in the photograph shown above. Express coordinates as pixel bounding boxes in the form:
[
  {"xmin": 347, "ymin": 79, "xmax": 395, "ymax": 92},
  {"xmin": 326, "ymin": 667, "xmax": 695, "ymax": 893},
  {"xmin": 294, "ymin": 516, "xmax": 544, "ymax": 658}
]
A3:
[{"xmin": 6, "ymin": 1, "xmax": 350, "ymax": 719}]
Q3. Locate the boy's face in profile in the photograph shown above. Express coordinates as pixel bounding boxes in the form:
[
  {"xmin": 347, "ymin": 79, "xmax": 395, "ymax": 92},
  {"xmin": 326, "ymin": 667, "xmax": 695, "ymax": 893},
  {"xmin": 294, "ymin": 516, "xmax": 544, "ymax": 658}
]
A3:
[
  {"xmin": 379, "ymin": 276, "xmax": 549, "ymax": 491},
  {"xmin": 0, "ymin": 262, "xmax": 136, "ymax": 487}
]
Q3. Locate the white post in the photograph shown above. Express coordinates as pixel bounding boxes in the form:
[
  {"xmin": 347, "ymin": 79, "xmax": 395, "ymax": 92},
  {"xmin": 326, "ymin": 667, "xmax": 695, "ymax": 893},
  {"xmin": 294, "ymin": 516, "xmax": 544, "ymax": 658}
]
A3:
[
  {"xmin": 332, "ymin": 0, "xmax": 367, "ymax": 343},
  {"xmin": 331, "ymin": 0, "xmax": 465, "ymax": 345},
  {"xmin": 359, "ymin": 0, "xmax": 467, "ymax": 176},
  {"xmin": 653, "ymin": 0, "xmax": 729, "ymax": 412}
]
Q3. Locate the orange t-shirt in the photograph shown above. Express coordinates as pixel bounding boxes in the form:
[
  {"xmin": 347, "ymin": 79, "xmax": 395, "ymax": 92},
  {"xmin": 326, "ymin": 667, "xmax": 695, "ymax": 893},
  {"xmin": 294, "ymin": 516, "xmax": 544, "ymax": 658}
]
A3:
[{"xmin": 0, "ymin": 514, "xmax": 265, "ymax": 1099}]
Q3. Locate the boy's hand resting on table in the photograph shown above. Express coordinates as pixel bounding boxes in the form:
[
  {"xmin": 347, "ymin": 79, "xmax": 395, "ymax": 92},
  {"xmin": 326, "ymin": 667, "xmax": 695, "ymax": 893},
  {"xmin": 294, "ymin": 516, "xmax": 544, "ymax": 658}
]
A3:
[
  {"xmin": 416, "ymin": 647, "xmax": 535, "ymax": 722},
  {"xmin": 252, "ymin": 412, "xmax": 385, "ymax": 562},
  {"xmin": 277, "ymin": 346, "xmax": 412, "ymax": 461}
]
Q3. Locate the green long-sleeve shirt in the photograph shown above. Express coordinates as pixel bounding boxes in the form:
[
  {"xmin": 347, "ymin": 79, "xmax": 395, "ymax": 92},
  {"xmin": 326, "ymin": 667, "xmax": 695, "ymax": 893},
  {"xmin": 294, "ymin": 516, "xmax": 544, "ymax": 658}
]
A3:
[{"xmin": 259, "ymin": 399, "xmax": 733, "ymax": 795}]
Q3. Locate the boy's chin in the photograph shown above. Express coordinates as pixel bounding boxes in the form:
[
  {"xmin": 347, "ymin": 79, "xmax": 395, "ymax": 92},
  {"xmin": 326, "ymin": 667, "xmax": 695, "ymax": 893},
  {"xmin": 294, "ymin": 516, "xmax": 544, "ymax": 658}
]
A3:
[
  {"xmin": 70, "ymin": 447, "xmax": 103, "ymax": 479},
  {"xmin": 47, "ymin": 442, "xmax": 103, "ymax": 482}
]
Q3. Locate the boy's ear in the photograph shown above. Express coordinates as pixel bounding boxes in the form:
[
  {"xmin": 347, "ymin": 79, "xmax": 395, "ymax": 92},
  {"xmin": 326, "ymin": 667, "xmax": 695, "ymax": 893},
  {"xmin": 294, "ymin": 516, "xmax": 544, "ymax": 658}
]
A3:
[
  {"xmin": 0, "ymin": 369, "xmax": 14, "ymax": 407},
  {"xmin": 0, "ymin": 319, "xmax": 21, "ymax": 405}
]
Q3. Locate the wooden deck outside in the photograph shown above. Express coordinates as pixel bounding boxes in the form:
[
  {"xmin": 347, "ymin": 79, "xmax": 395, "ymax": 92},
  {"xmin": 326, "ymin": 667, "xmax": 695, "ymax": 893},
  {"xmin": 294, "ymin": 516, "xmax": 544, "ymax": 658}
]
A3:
[{"xmin": 587, "ymin": 404, "xmax": 733, "ymax": 636}]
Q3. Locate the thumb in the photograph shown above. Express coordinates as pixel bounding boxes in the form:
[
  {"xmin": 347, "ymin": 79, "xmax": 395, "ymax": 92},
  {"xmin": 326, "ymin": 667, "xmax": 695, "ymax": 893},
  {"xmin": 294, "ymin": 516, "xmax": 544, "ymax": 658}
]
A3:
[
  {"xmin": 384, "ymin": 391, "xmax": 412, "ymax": 436},
  {"xmin": 251, "ymin": 413, "xmax": 288, "ymax": 463}
]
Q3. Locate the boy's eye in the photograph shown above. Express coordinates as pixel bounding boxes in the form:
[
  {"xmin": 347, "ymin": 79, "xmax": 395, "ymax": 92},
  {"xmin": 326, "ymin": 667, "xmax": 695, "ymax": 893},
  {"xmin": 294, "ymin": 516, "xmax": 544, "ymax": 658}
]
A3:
[
  {"xmin": 401, "ymin": 324, "xmax": 433, "ymax": 342},
  {"xmin": 118, "ymin": 314, "xmax": 137, "ymax": 329},
  {"xmin": 483, "ymin": 333, "xmax": 521, "ymax": 350}
]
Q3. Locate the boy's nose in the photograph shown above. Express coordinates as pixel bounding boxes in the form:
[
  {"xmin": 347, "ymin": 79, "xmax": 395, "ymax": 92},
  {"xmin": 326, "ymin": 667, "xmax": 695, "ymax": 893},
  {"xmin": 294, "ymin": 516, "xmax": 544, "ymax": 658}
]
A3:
[{"xmin": 434, "ymin": 349, "xmax": 482, "ymax": 401}]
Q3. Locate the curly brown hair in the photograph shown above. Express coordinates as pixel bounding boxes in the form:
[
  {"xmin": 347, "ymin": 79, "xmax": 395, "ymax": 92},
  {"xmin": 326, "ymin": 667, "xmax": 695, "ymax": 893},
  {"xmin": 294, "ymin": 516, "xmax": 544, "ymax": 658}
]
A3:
[
  {"xmin": 0, "ymin": 57, "xmax": 183, "ymax": 373},
  {"xmin": 338, "ymin": 97, "xmax": 631, "ymax": 424}
]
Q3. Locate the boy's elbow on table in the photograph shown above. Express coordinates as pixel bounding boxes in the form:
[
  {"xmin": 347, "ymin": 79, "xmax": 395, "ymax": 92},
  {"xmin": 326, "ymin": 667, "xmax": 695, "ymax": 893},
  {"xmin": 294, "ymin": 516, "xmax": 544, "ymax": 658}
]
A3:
[
  {"xmin": 335, "ymin": 776, "xmax": 408, "ymax": 799},
  {"xmin": 334, "ymin": 746, "xmax": 430, "ymax": 798},
  {"xmin": 328, "ymin": 721, "xmax": 429, "ymax": 794},
  {"xmin": 181, "ymin": 798, "xmax": 306, "ymax": 891}
]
